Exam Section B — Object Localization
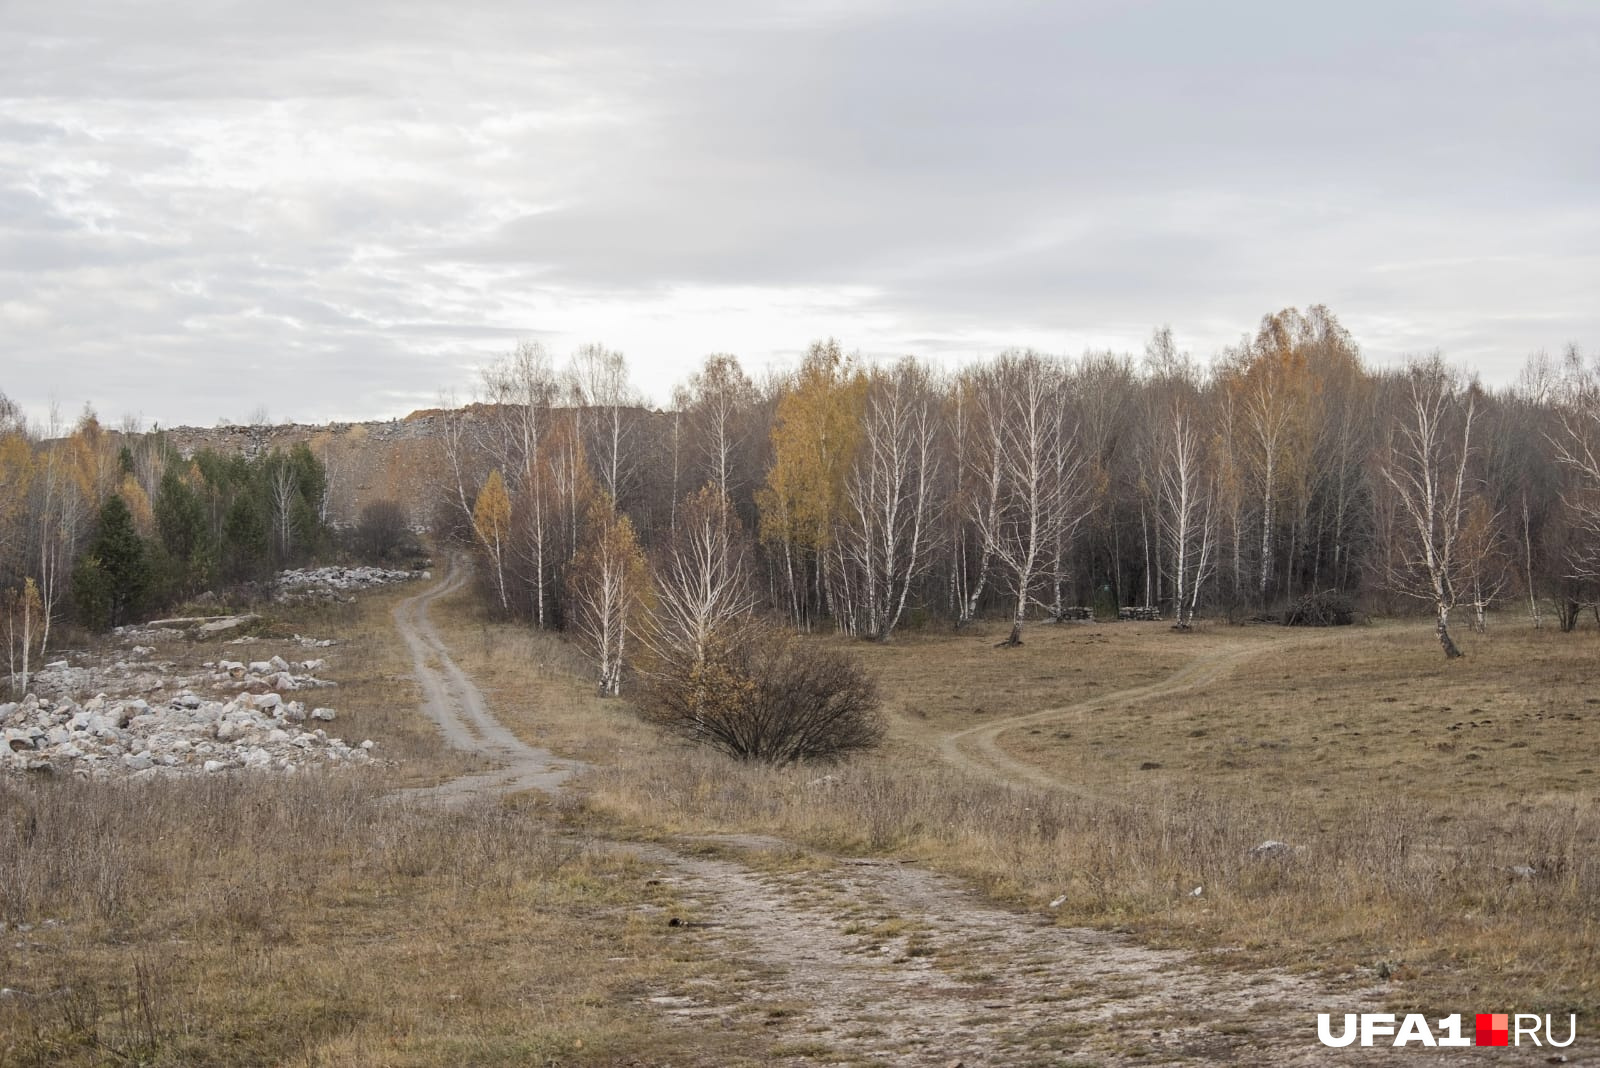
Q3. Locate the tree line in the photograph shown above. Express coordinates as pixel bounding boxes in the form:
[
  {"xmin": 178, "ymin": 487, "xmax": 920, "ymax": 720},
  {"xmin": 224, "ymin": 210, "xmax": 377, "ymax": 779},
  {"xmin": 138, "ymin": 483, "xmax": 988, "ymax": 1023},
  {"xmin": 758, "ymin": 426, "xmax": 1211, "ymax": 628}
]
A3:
[
  {"xmin": 1, "ymin": 403, "xmax": 334, "ymax": 690},
  {"xmin": 434, "ymin": 309, "xmax": 1600, "ymax": 688}
]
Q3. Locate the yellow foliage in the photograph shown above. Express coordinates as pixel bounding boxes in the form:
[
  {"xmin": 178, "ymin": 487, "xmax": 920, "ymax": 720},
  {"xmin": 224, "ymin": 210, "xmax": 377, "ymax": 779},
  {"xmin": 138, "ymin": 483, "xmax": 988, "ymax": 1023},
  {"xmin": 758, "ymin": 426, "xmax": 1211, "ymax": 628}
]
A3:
[
  {"xmin": 473, "ymin": 469, "xmax": 512, "ymax": 546},
  {"xmin": 66, "ymin": 409, "xmax": 117, "ymax": 505},
  {"xmin": 1222, "ymin": 305, "xmax": 1359, "ymax": 501},
  {"xmin": 756, "ymin": 340, "xmax": 867, "ymax": 550},
  {"xmin": 0, "ymin": 432, "xmax": 36, "ymax": 533},
  {"xmin": 119, "ymin": 474, "xmax": 155, "ymax": 536}
]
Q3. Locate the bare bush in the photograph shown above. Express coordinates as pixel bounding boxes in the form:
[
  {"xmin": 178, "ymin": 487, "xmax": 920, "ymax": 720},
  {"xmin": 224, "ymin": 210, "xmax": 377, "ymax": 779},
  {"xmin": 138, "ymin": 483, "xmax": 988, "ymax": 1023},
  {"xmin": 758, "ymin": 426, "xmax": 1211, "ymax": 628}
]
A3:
[
  {"xmin": 1283, "ymin": 589, "xmax": 1355, "ymax": 626},
  {"xmin": 641, "ymin": 627, "xmax": 883, "ymax": 763},
  {"xmin": 352, "ymin": 498, "xmax": 415, "ymax": 563}
]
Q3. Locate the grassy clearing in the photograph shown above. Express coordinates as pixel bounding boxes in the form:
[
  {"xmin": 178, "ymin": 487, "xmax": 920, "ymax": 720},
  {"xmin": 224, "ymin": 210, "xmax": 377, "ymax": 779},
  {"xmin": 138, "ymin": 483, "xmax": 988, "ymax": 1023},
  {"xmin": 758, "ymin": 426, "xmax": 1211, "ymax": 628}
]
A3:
[
  {"xmin": 0, "ymin": 774, "xmax": 765, "ymax": 1066},
  {"xmin": 459, "ymin": 609, "xmax": 1594, "ymax": 1019},
  {"xmin": 8, "ymin": 573, "xmax": 1595, "ymax": 1061}
]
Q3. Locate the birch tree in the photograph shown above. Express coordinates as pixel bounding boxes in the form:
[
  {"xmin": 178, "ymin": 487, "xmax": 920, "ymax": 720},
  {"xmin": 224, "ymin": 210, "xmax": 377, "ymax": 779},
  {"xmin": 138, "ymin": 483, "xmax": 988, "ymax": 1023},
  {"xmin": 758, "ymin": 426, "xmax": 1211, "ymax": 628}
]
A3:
[
  {"xmin": 988, "ymin": 352, "xmax": 1081, "ymax": 647},
  {"xmin": 837, "ymin": 358, "xmax": 941, "ymax": 640},
  {"xmin": 433, "ymin": 390, "xmax": 481, "ymax": 540},
  {"xmin": 646, "ymin": 485, "xmax": 756, "ymax": 672},
  {"xmin": 682, "ymin": 353, "xmax": 758, "ymax": 500},
  {"xmin": 31, "ymin": 407, "xmax": 87, "ymax": 659},
  {"xmin": 756, "ymin": 341, "xmax": 865, "ymax": 627},
  {"xmin": 1154, "ymin": 394, "xmax": 1216, "ymax": 629},
  {"xmin": 1375, "ymin": 356, "xmax": 1479, "ymax": 658},
  {"xmin": 569, "ymin": 496, "xmax": 648, "ymax": 696},
  {"xmin": 1551, "ymin": 346, "xmax": 1600, "ymax": 582},
  {"xmin": 4, "ymin": 578, "xmax": 40, "ymax": 695},
  {"xmin": 955, "ymin": 364, "xmax": 1007, "ymax": 625},
  {"xmin": 565, "ymin": 343, "xmax": 640, "ymax": 507},
  {"xmin": 270, "ymin": 460, "xmax": 298, "ymax": 559},
  {"xmin": 479, "ymin": 343, "xmax": 564, "ymax": 623}
]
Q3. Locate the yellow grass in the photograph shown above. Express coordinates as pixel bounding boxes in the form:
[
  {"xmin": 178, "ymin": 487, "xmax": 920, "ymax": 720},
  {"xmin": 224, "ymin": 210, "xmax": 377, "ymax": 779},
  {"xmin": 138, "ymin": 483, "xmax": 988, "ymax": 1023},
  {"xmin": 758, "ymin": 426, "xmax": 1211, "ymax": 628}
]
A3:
[
  {"xmin": 0, "ymin": 586, "xmax": 780, "ymax": 1066},
  {"xmin": 7, "ymin": 574, "xmax": 1596, "ymax": 1063},
  {"xmin": 533, "ymin": 613, "xmax": 1599, "ymax": 1018}
]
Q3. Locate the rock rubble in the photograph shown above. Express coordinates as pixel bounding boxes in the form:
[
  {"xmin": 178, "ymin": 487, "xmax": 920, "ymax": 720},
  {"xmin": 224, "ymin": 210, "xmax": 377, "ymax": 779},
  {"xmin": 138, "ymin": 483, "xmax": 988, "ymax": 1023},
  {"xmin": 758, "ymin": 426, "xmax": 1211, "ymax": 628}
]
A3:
[
  {"xmin": 28, "ymin": 649, "xmax": 337, "ymax": 703},
  {"xmin": 1, "ymin": 690, "xmax": 374, "ymax": 778},
  {"xmin": 274, "ymin": 565, "xmax": 426, "ymax": 602}
]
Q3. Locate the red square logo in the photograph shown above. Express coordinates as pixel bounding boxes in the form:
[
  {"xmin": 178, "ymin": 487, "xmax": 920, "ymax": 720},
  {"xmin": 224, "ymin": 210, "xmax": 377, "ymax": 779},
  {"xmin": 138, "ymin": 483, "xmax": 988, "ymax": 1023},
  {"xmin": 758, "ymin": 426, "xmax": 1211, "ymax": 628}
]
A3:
[{"xmin": 1476, "ymin": 1013, "xmax": 1509, "ymax": 1046}]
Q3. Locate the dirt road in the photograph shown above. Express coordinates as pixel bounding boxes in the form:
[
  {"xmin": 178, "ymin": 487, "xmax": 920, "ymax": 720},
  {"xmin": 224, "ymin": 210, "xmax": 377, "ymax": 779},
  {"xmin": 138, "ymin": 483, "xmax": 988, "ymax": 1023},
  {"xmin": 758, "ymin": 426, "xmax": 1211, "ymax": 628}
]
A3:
[
  {"xmin": 391, "ymin": 558, "xmax": 584, "ymax": 805},
  {"xmin": 391, "ymin": 565, "xmax": 1485, "ymax": 1065}
]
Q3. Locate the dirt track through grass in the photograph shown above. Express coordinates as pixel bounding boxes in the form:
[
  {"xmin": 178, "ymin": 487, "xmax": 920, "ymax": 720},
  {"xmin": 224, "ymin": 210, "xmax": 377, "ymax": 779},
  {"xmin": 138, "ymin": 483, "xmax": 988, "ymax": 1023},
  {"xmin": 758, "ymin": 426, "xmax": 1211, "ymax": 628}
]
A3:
[
  {"xmin": 937, "ymin": 633, "xmax": 1301, "ymax": 796},
  {"xmin": 393, "ymin": 566, "xmax": 1577, "ymax": 1065},
  {"xmin": 391, "ymin": 556, "xmax": 586, "ymax": 805}
]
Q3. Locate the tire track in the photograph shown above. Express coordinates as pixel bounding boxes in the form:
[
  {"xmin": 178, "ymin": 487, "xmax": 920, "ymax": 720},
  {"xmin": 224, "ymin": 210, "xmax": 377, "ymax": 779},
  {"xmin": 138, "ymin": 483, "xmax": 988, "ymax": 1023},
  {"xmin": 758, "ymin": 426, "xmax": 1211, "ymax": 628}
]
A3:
[
  {"xmin": 382, "ymin": 580, "xmax": 1423, "ymax": 1063},
  {"xmin": 390, "ymin": 555, "xmax": 584, "ymax": 806},
  {"xmin": 938, "ymin": 634, "xmax": 1298, "ymax": 795}
]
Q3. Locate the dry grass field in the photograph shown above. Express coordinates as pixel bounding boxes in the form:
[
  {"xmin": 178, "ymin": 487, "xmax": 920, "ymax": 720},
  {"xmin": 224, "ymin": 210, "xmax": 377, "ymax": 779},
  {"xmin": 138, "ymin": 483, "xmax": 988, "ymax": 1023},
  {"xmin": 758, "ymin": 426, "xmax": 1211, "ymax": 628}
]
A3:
[
  {"xmin": 0, "ymin": 776, "xmax": 767, "ymax": 1066},
  {"xmin": 0, "ymin": 587, "xmax": 782, "ymax": 1066},
  {"xmin": 571, "ymin": 616, "xmax": 1599, "ymax": 1020},
  {"xmin": 422, "ymin": 591, "xmax": 1600, "ymax": 1019},
  {"xmin": 5, "ymin": 576, "xmax": 1595, "ymax": 1064}
]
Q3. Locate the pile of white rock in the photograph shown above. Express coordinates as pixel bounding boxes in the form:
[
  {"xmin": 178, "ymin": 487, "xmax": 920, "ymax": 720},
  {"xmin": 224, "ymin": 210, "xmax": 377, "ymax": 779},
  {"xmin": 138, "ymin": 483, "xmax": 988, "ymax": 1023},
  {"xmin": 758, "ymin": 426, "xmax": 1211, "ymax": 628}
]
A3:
[
  {"xmin": 2, "ymin": 690, "xmax": 374, "ymax": 778},
  {"xmin": 26, "ymin": 652, "xmax": 335, "ymax": 704},
  {"xmin": 275, "ymin": 565, "xmax": 425, "ymax": 602},
  {"xmin": 211, "ymin": 654, "xmax": 337, "ymax": 694}
]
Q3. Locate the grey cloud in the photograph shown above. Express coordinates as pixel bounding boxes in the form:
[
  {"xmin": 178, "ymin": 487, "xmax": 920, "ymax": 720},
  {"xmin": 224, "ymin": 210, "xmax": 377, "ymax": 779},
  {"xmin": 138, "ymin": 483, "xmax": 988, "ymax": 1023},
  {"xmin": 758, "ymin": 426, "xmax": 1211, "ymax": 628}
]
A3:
[{"xmin": 0, "ymin": 0, "xmax": 1596, "ymax": 423}]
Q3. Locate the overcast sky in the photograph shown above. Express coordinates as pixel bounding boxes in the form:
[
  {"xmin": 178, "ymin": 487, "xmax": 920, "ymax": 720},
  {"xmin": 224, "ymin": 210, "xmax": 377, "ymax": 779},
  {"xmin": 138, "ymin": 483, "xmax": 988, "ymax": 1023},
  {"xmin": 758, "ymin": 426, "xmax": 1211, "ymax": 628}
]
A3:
[{"xmin": 2, "ymin": 0, "xmax": 1596, "ymax": 427}]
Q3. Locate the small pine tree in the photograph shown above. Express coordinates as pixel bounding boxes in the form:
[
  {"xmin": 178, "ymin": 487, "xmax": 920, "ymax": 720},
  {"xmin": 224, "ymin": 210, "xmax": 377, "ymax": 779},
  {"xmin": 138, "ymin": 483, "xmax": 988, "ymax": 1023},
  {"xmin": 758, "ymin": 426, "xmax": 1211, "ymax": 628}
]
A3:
[
  {"xmin": 73, "ymin": 495, "xmax": 150, "ymax": 629},
  {"xmin": 222, "ymin": 494, "xmax": 269, "ymax": 581},
  {"xmin": 155, "ymin": 468, "xmax": 207, "ymax": 563}
]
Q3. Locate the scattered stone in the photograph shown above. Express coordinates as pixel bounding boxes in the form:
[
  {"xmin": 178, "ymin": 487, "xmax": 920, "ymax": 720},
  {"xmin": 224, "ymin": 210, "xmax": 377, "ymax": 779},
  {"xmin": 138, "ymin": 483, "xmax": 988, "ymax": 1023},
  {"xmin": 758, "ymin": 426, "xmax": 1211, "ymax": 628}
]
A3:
[
  {"xmin": 1048, "ymin": 894, "xmax": 1068, "ymax": 908},
  {"xmin": 1249, "ymin": 840, "xmax": 1295, "ymax": 859},
  {"xmin": 275, "ymin": 565, "xmax": 422, "ymax": 603},
  {"xmin": 142, "ymin": 614, "xmax": 259, "ymax": 635},
  {"xmin": 1508, "ymin": 865, "xmax": 1538, "ymax": 879},
  {"xmin": 1, "ymin": 688, "xmax": 368, "ymax": 780},
  {"xmin": 1189, "ymin": 886, "xmax": 1204, "ymax": 897}
]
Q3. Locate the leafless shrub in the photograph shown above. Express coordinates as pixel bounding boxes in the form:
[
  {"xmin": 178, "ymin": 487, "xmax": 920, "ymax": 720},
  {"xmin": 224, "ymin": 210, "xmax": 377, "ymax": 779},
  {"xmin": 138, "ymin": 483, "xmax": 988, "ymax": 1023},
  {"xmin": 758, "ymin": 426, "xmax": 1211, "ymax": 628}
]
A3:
[
  {"xmin": 641, "ymin": 626, "xmax": 883, "ymax": 763},
  {"xmin": 352, "ymin": 498, "xmax": 416, "ymax": 563},
  {"xmin": 1283, "ymin": 589, "xmax": 1355, "ymax": 626}
]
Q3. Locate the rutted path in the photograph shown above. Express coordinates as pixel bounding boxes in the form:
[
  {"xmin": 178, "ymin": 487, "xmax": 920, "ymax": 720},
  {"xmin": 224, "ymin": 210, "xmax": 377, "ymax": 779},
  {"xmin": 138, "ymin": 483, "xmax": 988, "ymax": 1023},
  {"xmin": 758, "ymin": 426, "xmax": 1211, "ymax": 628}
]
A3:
[
  {"xmin": 640, "ymin": 844, "xmax": 1417, "ymax": 1066},
  {"xmin": 387, "ymin": 568, "xmax": 1465, "ymax": 1064},
  {"xmin": 939, "ymin": 634, "xmax": 1299, "ymax": 797},
  {"xmin": 391, "ymin": 557, "xmax": 584, "ymax": 805}
]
